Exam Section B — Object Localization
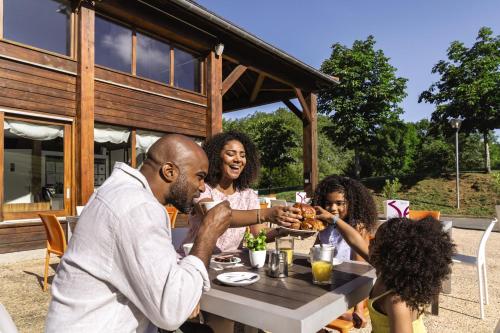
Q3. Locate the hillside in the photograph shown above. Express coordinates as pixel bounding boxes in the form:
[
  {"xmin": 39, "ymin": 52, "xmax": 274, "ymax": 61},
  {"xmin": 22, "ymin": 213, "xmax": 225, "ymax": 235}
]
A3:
[{"xmin": 276, "ymin": 173, "xmax": 499, "ymax": 217}]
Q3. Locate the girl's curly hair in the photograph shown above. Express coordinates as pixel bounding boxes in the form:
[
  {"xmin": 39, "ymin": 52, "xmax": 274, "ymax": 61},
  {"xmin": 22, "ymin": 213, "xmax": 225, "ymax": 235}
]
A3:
[
  {"xmin": 312, "ymin": 175, "xmax": 378, "ymax": 232},
  {"xmin": 202, "ymin": 131, "xmax": 260, "ymax": 190},
  {"xmin": 370, "ymin": 217, "xmax": 455, "ymax": 312}
]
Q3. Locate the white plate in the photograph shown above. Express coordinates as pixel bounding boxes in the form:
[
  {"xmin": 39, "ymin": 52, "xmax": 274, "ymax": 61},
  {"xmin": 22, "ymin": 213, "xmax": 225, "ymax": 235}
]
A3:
[
  {"xmin": 211, "ymin": 256, "xmax": 242, "ymax": 267},
  {"xmin": 278, "ymin": 226, "xmax": 318, "ymax": 235},
  {"xmin": 216, "ymin": 272, "xmax": 260, "ymax": 286},
  {"xmin": 332, "ymin": 258, "xmax": 343, "ymax": 266}
]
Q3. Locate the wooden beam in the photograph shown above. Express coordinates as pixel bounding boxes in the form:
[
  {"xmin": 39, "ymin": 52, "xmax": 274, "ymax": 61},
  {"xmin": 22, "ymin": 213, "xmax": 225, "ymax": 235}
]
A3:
[
  {"xmin": 250, "ymin": 73, "xmax": 265, "ymax": 103},
  {"xmin": 207, "ymin": 51, "xmax": 223, "ymax": 136},
  {"xmin": 261, "ymin": 88, "xmax": 294, "ymax": 92},
  {"xmin": 130, "ymin": 129, "xmax": 137, "ymax": 168},
  {"xmin": 294, "ymin": 88, "xmax": 311, "ymax": 123},
  {"xmin": 303, "ymin": 93, "xmax": 318, "ymax": 196},
  {"xmin": 282, "ymin": 100, "xmax": 303, "ymax": 120},
  {"xmin": 221, "ymin": 64, "xmax": 247, "ymax": 96},
  {"xmin": 76, "ymin": 5, "xmax": 95, "ymax": 204}
]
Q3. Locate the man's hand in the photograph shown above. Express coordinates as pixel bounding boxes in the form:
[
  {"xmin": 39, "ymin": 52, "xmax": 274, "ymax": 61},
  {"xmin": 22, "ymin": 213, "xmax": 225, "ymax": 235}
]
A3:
[
  {"xmin": 190, "ymin": 201, "xmax": 231, "ymax": 267},
  {"xmin": 263, "ymin": 206, "xmax": 302, "ymax": 227},
  {"xmin": 188, "ymin": 303, "xmax": 200, "ymax": 319}
]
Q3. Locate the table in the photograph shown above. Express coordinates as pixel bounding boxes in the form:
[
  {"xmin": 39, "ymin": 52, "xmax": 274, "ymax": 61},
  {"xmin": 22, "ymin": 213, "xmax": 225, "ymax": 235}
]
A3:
[
  {"xmin": 64, "ymin": 216, "xmax": 79, "ymax": 242},
  {"xmin": 201, "ymin": 254, "xmax": 376, "ymax": 333}
]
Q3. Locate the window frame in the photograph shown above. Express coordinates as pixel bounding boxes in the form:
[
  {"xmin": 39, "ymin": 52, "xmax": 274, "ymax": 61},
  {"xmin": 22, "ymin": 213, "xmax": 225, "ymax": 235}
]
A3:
[
  {"xmin": 0, "ymin": 0, "xmax": 76, "ymax": 59},
  {"xmin": 1, "ymin": 113, "xmax": 73, "ymax": 221},
  {"xmin": 95, "ymin": 13, "xmax": 203, "ymax": 94}
]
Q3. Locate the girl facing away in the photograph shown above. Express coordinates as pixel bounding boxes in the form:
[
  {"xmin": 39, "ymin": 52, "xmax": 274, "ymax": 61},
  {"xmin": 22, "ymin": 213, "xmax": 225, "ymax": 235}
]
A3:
[
  {"xmin": 313, "ymin": 175, "xmax": 378, "ymax": 327},
  {"xmin": 315, "ymin": 210, "xmax": 455, "ymax": 333}
]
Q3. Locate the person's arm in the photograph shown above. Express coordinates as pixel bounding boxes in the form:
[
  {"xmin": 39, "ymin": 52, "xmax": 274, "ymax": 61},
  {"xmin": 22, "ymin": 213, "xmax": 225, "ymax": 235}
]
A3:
[
  {"xmin": 229, "ymin": 206, "xmax": 302, "ymax": 228},
  {"xmin": 111, "ymin": 202, "xmax": 230, "ymax": 331},
  {"xmin": 385, "ymin": 295, "xmax": 414, "ymax": 333},
  {"xmin": 315, "ymin": 206, "xmax": 370, "ymax": 262}
]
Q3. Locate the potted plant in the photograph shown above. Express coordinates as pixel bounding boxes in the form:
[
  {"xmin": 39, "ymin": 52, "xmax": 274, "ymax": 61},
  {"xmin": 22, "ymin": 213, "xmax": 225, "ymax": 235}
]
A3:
[{"xmin": 244, "ymin": 230, "xmax": 267, "ymax": 268}]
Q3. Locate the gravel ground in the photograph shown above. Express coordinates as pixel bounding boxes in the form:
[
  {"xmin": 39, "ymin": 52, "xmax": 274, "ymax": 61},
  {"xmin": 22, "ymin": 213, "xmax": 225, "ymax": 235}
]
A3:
[{"xmin": 0, "ymin": 228, "xmax": 499, "ymax": 333}]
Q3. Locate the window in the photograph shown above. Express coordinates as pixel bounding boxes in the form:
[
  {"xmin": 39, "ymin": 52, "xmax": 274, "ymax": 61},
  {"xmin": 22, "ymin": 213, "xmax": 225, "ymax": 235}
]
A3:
[
  {"xmin": 3, "ymin": 0, "xmax": 71, "ymax": 56},
  {"xmin": 136, "ymin": 33, "xmax": 171, "ymax": 84},
  {"xmin": 95, "ymin": 15, "xmax": 132, "ymax": 73},
  {"xmin": 3, "ymin": 118, "xmax": 67, "ymax": 215},
  {"xmin": 174, "ymin": 48, "xmax": 200, "ymax": 92},
  {"xmin": 95, "ymin": 16, "xmax": 202, "ymax": 93}
]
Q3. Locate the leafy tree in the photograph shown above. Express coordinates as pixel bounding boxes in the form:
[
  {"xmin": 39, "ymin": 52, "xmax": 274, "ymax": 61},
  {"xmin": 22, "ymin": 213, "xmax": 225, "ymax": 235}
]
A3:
[
  {"xmin": 223, "ymin": 108, "xmax": 352, "ymax": 188},
  {"xmin": 419, "ymin": 27, "xmax": 500, "ymax": 173},
  {"xmin": 318, "ymin": 36, "xmax": 408, "ymax": 178}
]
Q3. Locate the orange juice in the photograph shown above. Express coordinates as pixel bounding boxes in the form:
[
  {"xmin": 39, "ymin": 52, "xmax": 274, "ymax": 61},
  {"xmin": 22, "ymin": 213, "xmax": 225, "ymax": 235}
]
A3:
[
  {"xmin": 312, "ymin": 260, "xmax": 333, "ymax": 284},
  {"xmin": 280, "ymin": 248, "xmax": 293, "ymax": 265}
]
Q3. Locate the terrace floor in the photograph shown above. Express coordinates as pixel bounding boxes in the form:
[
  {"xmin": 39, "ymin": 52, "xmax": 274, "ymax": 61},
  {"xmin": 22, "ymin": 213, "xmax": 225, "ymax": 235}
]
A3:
[{"xmin": 0, "ymin": 228, "xmax": 499, "ymax": 333}]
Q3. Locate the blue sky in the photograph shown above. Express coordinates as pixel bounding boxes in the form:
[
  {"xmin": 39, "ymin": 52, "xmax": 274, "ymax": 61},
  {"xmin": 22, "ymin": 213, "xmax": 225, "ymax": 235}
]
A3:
[{"xmin": 195, "ymin": 0, "xmax": 500, "ymax": 129}]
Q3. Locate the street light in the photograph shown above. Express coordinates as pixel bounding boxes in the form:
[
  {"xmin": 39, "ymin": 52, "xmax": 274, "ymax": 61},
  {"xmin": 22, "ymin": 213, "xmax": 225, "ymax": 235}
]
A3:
[{"xmin": 450, "ymin": 118, "xmax": 462, "ymax": 209}]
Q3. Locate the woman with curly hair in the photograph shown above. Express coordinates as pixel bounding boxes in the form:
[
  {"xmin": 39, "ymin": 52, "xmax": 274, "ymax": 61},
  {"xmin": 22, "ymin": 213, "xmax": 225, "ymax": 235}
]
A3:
[
  {"xmin": 313, "ymin": 175, "xmax": 377, "ymax": 328},
  {"xmin": 314, "ymin": 212, "xmax": 455, "ymax": 333}
]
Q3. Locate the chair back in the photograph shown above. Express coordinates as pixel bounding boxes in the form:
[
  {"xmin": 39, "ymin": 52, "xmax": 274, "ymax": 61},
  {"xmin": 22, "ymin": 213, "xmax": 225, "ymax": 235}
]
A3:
[
  {"xmin": 166, "ymin": 206, "xmax": 178, "ymax": 228},
  {"xmin": 477, "ymin": 218, "xmax": 497, "ymax": 265},
  {"xmin": 408, "ymin": 210, "xmax": 441, "ymax": 221},
  {"xmin": 39, "ymin": 214, "xmax": 67, "ymax": 255}
]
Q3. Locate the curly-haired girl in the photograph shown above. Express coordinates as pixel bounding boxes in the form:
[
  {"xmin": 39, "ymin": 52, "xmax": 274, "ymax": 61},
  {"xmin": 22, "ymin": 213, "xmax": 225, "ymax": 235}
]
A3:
[
  {"xmin": 314, "ymin": 212, "xmax": 455, "ymax": 333},
  {"xmin": 313, "ymin": 175, "xmax": 377, "ymax": 327}
]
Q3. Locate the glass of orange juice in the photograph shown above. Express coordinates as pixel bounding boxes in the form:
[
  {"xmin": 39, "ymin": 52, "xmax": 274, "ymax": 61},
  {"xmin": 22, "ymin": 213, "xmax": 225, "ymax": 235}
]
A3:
[
  {"xmin": 276, "ymin": 237, "xmax": 294, "ymax": 266},
  {"xmin": 310, "ymin": 245, "xmax": 335, "ymax": 285}
]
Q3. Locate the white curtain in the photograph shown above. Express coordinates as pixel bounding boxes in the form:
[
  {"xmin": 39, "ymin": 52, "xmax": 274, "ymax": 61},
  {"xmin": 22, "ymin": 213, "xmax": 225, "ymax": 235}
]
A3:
[
  {"xmin": 4, "ymin": 120, "xmax": 64, "ymax": 140},
  {"xmin": 94, "ymin": 124, "xmax": 130, "ymax": 144},
  {"xmin": 136, "ymin": 130, "xmax": 163, "ymax": 154}
]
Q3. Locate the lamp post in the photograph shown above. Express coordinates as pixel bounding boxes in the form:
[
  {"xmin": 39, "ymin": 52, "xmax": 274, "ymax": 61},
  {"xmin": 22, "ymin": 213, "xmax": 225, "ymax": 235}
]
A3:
[{"xmin": 450, "ymin": 118, "xmax": 462, "ymax": 209}]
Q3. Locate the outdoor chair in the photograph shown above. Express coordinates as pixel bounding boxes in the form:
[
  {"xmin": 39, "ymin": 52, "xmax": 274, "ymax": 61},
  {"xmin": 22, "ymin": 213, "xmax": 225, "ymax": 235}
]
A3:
[
  {"xmin": 39, "ymin": 214, "xmax": 67, "ymax": 292},
  {"xmin": 326, "ymin": 299, "xmax": 369, "ymax": 333},
  {"xmin": 408, "ymin": 210, "xmax": 441, "ymax": 220},
  {"xmin": 166, "ymin": 206, "xmax": 179, "ymax": 228},
  {"xmin": 452, "ymin": 212, "xmax": 498, "ymax": 319},
  {"xmin": 0, "ymin": 303, "xmax": 18, "ymax": 333}
]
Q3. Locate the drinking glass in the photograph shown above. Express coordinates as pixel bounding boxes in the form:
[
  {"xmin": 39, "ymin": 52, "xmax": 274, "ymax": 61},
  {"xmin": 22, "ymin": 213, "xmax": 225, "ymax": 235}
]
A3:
[
  {"xmin": 275, "ymin": 237, "xmax": 294, "ymax": 266},
  {"xmin": 310, "ymin": 245, "xmax": 335, "ymax": 285}
]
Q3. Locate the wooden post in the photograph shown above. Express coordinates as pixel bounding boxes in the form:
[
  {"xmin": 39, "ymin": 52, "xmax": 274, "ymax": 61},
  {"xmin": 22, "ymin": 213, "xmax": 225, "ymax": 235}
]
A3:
[
  {"xmin": 0, "ymin": 112, "xmax": 4, "ymax": 221},
  {"xmin": 76, "ymin": 4, "xmax": 95, "ymax": 205},
  {"xmin": 206, "ymin": 51, "xmax": 223, "ymax": 136},
  {"xmin": 303, "ymin": 93, "xmax": 318, "ymax": 196}
]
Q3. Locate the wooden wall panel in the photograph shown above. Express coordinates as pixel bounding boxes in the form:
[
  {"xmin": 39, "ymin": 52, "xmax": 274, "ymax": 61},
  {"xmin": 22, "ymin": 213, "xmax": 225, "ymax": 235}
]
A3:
[
  {"xmin": 0, "ymin": 221, "xmax": 67, "ymax": 254},
  {"xmin": 0, "ymin": 41, "xmax": 77, "ymax": 73},
  {"xmin": 0, "ymin": 58, "xmax": 76, "ymax": 116},
  {"xmin": 94, "ymin": 81, "xmax": 207, "ymax": 137}
]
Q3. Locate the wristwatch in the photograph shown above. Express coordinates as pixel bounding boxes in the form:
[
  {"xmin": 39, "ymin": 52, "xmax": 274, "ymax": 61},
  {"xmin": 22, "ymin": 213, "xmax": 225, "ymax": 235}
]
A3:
[{"xmin": 330, "ymin": 214, "xmax": 340, "ymax": 227}]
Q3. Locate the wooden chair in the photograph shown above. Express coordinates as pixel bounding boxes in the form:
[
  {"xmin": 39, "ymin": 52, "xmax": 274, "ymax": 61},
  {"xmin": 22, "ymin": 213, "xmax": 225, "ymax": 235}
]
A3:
[
  {"xmin": 39, "ymin": 214, "xmax": 67, "ymax": 292},
  {"xmin": 408, "ymin": 210, "xmax": 441, "ymax": 220},
  {"xmin": 166, "ymin": 206, "xmax": 179, "ymax": 228},
  {"xmin": 326, "ymin": 299, "xmax": 369, "ymax": 333},
  {"xmin": 452, "ymin": 215, "xmax": 498, "ymax": 319}
]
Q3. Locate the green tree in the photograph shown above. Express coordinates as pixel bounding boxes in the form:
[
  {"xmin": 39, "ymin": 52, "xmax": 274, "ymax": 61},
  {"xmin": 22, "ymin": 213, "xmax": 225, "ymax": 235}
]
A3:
[
  {"xmin": 318, "ymin": 36, "xmax": 408, "ymax": 178},
  {"xmin": 419, "ymin": 27, "xmax": 500, "ymax": 173}
]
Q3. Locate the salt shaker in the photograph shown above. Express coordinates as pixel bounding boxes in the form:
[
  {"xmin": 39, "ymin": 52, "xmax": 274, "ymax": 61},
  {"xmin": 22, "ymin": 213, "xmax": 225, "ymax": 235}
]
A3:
[{"xmin": 267, "ymin": 250, "xmax": 288, "ymax": 278}]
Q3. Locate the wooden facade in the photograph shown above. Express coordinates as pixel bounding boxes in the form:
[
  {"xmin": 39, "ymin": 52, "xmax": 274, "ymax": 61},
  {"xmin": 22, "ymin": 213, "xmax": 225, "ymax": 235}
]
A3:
[{"xmin": 0, "ymin": 0, "xmax": 337, "ymax": 253}]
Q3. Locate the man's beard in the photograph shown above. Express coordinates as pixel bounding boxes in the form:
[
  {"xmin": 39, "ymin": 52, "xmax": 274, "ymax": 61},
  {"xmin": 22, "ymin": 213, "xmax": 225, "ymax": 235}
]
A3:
[{"xmin": 168, "ymin": 174, "xmax": 196, "ymax": 214}]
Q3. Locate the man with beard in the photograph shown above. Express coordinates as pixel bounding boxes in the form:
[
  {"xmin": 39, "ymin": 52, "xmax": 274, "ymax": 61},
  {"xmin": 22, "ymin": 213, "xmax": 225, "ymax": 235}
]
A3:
[{"xmin": 46, "ymin": 134, "xmax": 232, "ymax": 333}]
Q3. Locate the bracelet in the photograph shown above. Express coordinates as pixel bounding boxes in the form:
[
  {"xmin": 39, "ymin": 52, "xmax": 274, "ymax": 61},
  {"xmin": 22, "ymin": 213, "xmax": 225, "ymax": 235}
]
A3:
[{"xmin": 330, "ymin": 214, "xmax": 339, "ymax": 227}]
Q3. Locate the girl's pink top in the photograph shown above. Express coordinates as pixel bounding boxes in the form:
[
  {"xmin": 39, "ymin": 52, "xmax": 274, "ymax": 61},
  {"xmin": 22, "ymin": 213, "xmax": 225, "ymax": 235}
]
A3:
[{"xmin": 184, "ymin": 184, "xmax": 259, "ymax": 253}]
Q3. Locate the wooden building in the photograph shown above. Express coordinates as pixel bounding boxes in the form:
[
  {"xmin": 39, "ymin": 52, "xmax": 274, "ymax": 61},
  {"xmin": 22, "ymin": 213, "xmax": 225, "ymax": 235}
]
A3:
[{"xmin": 0, "ymin": 0, "xmax": 337, "ymax": 253}]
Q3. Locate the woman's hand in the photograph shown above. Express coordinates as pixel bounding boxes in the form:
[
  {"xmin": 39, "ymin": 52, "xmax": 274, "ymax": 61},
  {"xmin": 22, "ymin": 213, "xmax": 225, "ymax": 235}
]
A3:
[
  {"xmin": 263, "ymin": 205, "xmax": 302, "ymax": 227},
  {"xmin": 314, "ymin": 206, "xmax": 335, "ymax": 223}
]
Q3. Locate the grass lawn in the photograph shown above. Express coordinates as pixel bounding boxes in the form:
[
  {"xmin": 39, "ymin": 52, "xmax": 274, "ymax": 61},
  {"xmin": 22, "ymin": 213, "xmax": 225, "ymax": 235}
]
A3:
[{"xmin": 274, "ymin": 172, "xmax": 499, "ymax": 217}]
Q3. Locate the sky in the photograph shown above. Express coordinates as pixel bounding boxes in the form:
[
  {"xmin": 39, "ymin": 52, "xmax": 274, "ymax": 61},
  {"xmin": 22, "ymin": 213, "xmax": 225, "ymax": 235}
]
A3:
[{"xmin": 195, "ymin": 0, "xmax": 500, "ymax": 130}]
